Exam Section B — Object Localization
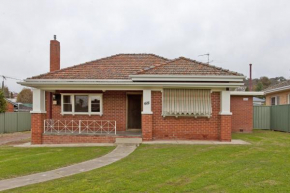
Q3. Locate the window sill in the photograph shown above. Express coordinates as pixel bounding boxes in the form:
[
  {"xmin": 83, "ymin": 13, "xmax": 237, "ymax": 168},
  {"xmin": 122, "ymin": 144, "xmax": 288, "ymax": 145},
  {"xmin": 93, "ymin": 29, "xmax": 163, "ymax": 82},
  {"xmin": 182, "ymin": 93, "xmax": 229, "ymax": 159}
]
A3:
[{"xmin": 61, "ymin": 113, "xmax": 103, "ymax": 116}]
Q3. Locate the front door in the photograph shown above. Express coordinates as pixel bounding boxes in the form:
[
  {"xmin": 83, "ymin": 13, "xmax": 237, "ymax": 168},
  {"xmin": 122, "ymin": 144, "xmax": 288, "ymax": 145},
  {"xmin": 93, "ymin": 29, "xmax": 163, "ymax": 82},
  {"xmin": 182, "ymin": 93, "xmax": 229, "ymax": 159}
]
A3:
[{"xmin": 127, "ymin": 94, "xmax": 142, "ymax": 129}]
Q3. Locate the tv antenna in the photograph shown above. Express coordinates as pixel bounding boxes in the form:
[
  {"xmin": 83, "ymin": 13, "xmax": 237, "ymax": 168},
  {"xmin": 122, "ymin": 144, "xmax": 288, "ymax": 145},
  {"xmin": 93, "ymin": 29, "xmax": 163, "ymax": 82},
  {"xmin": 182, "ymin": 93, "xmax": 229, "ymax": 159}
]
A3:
[{"xmin": 198, "ymin": 53, "xmax": 210, "ymax": 64}]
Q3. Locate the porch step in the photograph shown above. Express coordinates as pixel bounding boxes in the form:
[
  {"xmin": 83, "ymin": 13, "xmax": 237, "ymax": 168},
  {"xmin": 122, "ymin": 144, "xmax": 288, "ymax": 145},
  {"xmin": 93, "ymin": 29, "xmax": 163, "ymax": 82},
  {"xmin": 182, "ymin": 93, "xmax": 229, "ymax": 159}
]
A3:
[{"xmin": 115, "ymin": 138, "xmax": 142, "ymax": 144}]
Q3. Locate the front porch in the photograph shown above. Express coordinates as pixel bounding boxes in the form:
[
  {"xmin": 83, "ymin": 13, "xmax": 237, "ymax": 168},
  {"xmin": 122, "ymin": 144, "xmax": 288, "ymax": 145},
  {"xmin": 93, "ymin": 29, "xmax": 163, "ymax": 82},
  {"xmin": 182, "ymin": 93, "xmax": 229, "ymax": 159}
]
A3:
[{"xmin": 44, "ymin": 119, "xmax": 142, "ymax": 137}]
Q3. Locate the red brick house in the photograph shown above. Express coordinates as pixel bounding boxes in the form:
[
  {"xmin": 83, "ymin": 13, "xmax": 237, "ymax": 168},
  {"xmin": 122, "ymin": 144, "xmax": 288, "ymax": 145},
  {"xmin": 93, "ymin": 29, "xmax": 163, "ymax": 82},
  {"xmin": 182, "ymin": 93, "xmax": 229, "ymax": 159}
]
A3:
[{"xmin": 19, "ymin": 37, "xmax": 263, "ymax": 144}]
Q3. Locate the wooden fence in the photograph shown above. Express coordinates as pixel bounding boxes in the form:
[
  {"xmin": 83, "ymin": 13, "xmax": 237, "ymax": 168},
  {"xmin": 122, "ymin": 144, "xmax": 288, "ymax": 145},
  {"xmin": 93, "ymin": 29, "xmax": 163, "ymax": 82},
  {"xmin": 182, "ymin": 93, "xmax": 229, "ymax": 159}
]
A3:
[
  {"xmin": 253, "ymin": 105, "xmax": 290, "ymax": 132},
  {"xmin": 0, "ymin": 112, "xmax": 31, "ymax": 134}
]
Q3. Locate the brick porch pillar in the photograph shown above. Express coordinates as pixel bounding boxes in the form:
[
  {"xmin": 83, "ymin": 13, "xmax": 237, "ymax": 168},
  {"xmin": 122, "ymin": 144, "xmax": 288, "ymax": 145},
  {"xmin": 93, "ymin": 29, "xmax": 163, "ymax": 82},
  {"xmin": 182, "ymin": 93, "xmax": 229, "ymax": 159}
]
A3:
[
  {"xmin": 31, "ymin": 113, "xmax": 46, "ymax": 144},
  {"xmin": 220, "ymin": 115, "xmax": 232, "ymax": 141},
  {"xmin": 219, "ymin": 91, "xmax": 232, "ymax": 142},
  {"xmin": 142, "ymin": 90, "xmax": 153, "ymax": 141},
  {"xmin": 31, "ymin": 89, "xmax": 46, "ymax": 144}
]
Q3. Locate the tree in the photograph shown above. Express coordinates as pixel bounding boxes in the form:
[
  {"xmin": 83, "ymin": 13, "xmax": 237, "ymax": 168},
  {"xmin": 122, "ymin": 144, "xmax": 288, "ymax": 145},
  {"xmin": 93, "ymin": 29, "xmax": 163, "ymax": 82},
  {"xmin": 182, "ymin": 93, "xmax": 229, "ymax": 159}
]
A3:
[
  {"xmin": 0, "ymin": 90, "xmax": 7, "ymax": 113},
  {"xmin": 259, "ymin": 76, "xmax": 271, "ymax": 89},
  {"xmin": 1, "ymin": 86, "xmax": 10, "ymax": 98},
  {"xmin": 17, "ymin": 88, "xmax": 32, "ymax": 103},
  {"xmin": 255, "ymin": 81, "xmax": 263, "ymax": 91}
]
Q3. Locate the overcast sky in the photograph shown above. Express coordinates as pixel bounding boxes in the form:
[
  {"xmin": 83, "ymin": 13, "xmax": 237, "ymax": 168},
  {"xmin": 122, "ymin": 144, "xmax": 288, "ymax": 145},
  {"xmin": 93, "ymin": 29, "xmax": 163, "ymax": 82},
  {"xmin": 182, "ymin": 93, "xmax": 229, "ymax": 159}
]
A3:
[{"xmin": 1, "ymin": 0, "xmax": 290, "ymax": 92}]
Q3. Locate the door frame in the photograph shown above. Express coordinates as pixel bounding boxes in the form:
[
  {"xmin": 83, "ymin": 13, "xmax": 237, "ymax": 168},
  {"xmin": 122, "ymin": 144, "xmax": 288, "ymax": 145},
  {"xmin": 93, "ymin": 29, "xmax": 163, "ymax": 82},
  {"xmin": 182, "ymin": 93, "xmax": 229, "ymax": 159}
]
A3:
[{"xmin": 126, "ymin": 92, "xmax": 143, "ymax": 130}]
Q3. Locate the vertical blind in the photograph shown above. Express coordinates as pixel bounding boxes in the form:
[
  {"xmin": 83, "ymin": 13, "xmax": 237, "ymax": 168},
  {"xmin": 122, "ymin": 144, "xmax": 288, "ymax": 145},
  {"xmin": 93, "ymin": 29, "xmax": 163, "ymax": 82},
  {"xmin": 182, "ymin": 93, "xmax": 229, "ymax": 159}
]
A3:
[{"xmin": 162, "ymin": 89, "xmax": 212, "ymax": 117}]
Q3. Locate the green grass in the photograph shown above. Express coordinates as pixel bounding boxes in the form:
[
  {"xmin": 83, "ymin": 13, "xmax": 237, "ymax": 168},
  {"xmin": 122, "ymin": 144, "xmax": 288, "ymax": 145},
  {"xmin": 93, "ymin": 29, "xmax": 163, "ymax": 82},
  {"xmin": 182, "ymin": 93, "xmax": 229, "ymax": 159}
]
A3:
[
  {"xmin": 5, "ymin": 130, "xmax": 290, "ymax": 193},
  {"xmin": 0, "ymin": 146, "xmax": 114, "ymax": 180}
]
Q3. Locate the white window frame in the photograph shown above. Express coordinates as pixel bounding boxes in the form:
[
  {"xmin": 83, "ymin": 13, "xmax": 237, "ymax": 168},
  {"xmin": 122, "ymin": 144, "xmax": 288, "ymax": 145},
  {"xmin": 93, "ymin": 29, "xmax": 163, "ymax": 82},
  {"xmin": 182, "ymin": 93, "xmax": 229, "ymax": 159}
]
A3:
[
  {"xmin": 271, "ymin": 96, "xmax": 280, "ymax": 106},
  {"xmin": 61, "ymin": 93, "xmax": 103, "ymax": 116}
]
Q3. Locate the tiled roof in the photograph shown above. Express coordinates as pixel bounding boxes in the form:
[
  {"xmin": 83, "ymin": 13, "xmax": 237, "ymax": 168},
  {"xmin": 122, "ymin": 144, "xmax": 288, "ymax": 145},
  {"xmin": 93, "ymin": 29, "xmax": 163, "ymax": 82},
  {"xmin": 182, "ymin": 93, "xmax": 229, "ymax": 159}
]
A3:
[
  {"xmin": 263, "ymin": 79, "xmax": 290, "ymax": 91},
  {"xmin": 29, "ymin": 54, "xmax": 243, "ymax": 80},
  {"xmin": 137, "ymin": 57, "xmax": 243, "ymax": 76},
  {"xmin": 29, "ymin": 54, "xmax": 170, "ymax": 79}
]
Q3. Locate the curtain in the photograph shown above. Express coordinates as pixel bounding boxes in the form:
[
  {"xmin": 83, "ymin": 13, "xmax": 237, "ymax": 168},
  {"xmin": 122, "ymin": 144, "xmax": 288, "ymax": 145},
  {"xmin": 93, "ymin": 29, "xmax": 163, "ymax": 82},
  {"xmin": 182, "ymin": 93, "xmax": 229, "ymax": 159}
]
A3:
[{"xmin": 162, "ymin": 89, "xmax": 212, "ymax": 117}]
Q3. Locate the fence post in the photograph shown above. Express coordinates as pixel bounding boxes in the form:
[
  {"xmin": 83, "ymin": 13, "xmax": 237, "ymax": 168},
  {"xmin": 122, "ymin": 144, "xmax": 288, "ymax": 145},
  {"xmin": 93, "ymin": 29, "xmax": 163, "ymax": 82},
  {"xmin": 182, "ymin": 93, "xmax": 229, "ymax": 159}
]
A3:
[{"xmin": 3, "ymin": 113, "xmax": 5, "ymax": 133}]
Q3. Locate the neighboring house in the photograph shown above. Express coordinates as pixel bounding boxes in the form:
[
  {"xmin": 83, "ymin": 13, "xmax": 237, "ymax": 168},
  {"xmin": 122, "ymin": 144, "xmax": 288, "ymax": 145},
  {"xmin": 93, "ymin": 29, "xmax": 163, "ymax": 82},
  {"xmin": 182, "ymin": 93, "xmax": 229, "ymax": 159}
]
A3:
[
  {"xmin": 264, "ymin": 80, "xmax": 290, "ymax": 106},
  {"xmin": 253, "ymin": 97, "xmax": 265, "ymax": 106},
  {"xmin": 4, "ymin": 98, "xmax": 32, "ymax": 112},
  {"xmin": 19, "ymin": 37, "xmax": 263, "ymax": 144},
  {"xmin": 5, "ymin": 99, "xmax": 16, "ymax": 112}
]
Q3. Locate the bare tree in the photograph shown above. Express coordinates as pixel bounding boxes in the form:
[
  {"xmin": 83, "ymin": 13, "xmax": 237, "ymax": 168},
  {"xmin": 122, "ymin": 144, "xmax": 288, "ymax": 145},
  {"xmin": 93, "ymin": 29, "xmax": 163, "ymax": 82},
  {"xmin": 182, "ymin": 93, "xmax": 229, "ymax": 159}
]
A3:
[{"xmin": 17, "ymin": 88, "xmax": 32, "ymax": 103}]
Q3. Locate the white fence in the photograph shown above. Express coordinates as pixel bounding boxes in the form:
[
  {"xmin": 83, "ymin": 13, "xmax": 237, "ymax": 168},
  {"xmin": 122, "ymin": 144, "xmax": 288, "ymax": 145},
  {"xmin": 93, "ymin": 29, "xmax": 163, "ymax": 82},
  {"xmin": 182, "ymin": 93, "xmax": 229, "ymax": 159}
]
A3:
[{"xmin": 44, "ymin": 119, "xmax": 116, "ymax": 135}]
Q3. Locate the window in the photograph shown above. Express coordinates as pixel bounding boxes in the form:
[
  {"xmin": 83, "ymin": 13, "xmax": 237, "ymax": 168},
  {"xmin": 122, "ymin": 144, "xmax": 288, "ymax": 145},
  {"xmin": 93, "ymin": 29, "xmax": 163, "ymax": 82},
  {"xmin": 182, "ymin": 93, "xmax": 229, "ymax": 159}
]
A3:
[
  {"xmin": 162, "ymin": 89, "xmax": 212, "ymax": 117},
  {"xmin": 271, "ymin": 96, "xmax": 280, "ymax": 106},
  {"xmin": 271, "ymin": 97, "xmax": 276, "ymax": 106},
  {"xmin": 91, "ymin": 96, "xmax": 101, "ymax": 112},
  {"xmin": 61, "ymin": 94, "xmax": 103, "ymax": 115},
  {"xmin": 63, "ymin": 95, "xmax": 72, "ymax": 112},
  {"xmin": 288, "ymin": 94, "xmax": 290, "ymax": 104},
  {"xmin": 75, "ymin": 95, "xmax": 88, "ymax": 112}
]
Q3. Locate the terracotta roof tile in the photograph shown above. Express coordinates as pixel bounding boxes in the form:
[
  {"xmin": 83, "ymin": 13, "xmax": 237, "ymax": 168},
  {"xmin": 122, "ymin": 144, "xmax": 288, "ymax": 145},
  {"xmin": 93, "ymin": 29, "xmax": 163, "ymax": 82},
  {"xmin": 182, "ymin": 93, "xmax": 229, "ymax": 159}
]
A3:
[
  {"xmin": 137, "ymin": 57, "xmax": 243, "ymax": 76},
  {"xmin": 29, "ymin": 54, "xmax": 170, "ymax": 79},
  {"xmin": 29, "ymin": 54, "xmax": 243, "ymax": 80}
]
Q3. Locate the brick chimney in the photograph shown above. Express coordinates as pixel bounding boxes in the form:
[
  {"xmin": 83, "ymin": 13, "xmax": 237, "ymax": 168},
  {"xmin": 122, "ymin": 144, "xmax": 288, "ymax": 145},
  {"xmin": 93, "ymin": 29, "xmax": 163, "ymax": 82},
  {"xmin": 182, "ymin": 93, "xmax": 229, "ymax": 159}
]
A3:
[{"xmin": 50, "ymin": 35, "xmax": 60, "ymax": 72}]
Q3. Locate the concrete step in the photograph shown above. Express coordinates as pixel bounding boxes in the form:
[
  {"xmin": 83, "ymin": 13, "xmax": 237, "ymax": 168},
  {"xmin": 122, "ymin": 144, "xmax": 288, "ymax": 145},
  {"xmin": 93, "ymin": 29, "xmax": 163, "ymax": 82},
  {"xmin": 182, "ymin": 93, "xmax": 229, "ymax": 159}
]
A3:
[{"xmin": 115, "ymin": 138, "xmax": 142, "ymax": 144}]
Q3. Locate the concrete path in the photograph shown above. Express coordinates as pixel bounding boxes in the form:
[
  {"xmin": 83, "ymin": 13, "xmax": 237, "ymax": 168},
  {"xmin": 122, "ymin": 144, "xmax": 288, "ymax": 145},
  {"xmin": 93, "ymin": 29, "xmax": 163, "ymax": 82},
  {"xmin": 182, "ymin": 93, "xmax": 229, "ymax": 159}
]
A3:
[
  {"xmin": 0, "ymin": 132, "xmax": 30, "ymax": 145},
  {"xmin": 0, "ymin": 145, "xmax": 136, "ymax": 192},
  {"xmin": 143, "ymin": 139, "xmax": 250, "ymax": 145}
]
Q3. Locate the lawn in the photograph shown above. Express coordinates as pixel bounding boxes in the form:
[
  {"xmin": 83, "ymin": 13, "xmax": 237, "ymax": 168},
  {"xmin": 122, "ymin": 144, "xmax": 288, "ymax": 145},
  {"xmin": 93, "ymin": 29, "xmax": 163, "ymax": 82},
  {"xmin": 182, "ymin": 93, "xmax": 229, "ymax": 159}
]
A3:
[
  {"xmin": 0, "ymin": 146, "xmax": 115, "ymax": 180},
  {"xmin": 5, "ymin": 130, "xmax": 290, "ymax": 193}
]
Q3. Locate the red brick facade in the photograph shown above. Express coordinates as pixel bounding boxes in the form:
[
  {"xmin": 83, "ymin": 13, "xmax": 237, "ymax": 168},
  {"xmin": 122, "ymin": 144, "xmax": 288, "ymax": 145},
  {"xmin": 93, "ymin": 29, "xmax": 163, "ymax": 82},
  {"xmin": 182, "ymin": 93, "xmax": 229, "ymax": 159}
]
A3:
[
  {"xmin": 42, "ymin": 135, "xmax": 139, "ymax": 144},
  {"xmin": 151, "ymin": 91, "xmax": 221, "ymax": 140},
  {"xmin": 46, "ymin": 91, "xmax": 128, "ymax": 132},
  {"xmin": 231, "ymin": 96, "xmax": 253, "ymax": 133},
  {"xmin": 30, "ymin": 90, "xmax": 252, "ymax": 144}
]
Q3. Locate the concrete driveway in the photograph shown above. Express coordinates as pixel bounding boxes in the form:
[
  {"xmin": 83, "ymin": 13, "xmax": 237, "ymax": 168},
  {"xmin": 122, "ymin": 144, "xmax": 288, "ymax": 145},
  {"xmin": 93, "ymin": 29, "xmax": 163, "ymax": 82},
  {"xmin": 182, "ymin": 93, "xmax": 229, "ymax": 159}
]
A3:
[{"xmin": 0, "ymin": 131, "xmax": 31, "ymax": 145}]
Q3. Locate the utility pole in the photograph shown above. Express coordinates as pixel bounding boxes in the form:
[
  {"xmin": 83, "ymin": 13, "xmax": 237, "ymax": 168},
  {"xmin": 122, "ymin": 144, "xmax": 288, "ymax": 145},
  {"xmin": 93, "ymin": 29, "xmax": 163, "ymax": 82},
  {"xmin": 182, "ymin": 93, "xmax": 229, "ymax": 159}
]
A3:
[
  {"xmin": 1, "ymin": 75, "xmax": 5, "ymax": 92},
  {"xmin": 198, "ymin": 53, "xmax": 210, "ymax": 64}
]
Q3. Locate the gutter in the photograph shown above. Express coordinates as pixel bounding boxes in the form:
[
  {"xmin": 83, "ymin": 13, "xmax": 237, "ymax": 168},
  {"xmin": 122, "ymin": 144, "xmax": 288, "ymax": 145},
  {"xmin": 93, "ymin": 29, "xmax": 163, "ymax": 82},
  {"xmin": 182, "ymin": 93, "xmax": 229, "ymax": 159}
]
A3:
[
  {"xmin": 264, "ymin": 85, "xmax": 290, "ymax": 94},
  {"xmin": 129, "ymin": 75, "xmax": 245, "ymax": 82},
  {"xmin": 230, "ymin": 91, "xmax": 264, "ymax": 96}
]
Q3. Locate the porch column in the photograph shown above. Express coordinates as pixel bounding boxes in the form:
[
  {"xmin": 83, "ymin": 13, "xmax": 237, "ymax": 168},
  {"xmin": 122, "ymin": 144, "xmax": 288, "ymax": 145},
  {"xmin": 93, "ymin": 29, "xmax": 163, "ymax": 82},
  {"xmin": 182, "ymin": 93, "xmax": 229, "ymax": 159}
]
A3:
[
  {"xmin": 219, "ymin": 91, "xmax": 232, "ymax": 141},
  {"xmin": 142, "ymin": 90, "xmax": 153, "ymax": 141},
  {"xmin": 31, "ymin": 89, "xmax": 46, "ymax": 144}
]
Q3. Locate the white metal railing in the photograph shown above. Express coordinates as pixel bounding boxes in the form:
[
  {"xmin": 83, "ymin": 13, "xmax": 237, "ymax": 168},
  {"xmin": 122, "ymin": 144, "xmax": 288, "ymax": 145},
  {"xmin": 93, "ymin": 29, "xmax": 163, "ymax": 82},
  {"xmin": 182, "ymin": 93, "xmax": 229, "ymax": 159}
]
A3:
[{"xmin": 44, "ymin": 119, "xmax": 117, "ymax": 135}]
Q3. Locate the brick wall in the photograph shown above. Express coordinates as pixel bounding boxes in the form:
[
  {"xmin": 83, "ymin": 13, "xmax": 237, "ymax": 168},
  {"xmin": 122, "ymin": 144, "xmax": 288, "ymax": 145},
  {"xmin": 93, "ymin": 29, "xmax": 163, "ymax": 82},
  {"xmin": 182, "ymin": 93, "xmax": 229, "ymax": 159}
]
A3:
[
  {"xmin": 6, "ymin": 102, "xmax": 14, "ymax": 112},
  {"xmin": 265, "ymin": 90, "xmax": 290, "ymax": 105},
  {"xmin": 49, "ymin": 91, "xmax": 128, "ymax": 131},
  {"xmin": 151, "ymin": 91, "xmax": 221, "ymax": 140},
  {"xmin": 42, "ymin": 134, "xmax": 139, "ymax": 144},
  {"xmin": 231, "ymin": 96, "xmax": 253, "ymax": 133}
]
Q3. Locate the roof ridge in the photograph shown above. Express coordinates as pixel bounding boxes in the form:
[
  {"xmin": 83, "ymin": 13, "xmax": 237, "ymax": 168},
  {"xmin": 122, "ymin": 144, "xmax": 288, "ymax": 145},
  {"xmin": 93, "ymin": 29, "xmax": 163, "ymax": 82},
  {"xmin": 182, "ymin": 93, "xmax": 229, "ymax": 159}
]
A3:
[
  {"xmin": 29, "ymin": 53, "xmax": 170, "ymax": 79},
  {"xmin": 137, "ymin": 56, "xmax": 243, "ymax": 76},
  {"xmin": 263, "ymin": 79, "xmax": 290, "ymax": 91}
]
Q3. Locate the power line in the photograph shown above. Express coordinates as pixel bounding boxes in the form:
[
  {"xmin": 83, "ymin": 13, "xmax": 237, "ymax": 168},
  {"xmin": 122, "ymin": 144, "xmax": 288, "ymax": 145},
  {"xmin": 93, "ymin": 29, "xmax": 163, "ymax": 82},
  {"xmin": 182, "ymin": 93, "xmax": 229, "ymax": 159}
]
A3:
[
  {"xmin": 1, "ymin": 75, "xmax": 23, "ymax": 93},
  {"xmin": 0, "ymin": 75, "xmax": 23, "ymax": 81}
]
